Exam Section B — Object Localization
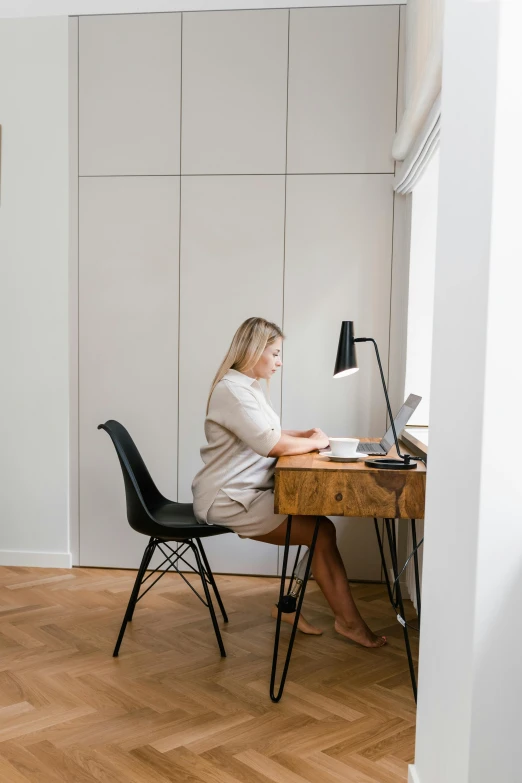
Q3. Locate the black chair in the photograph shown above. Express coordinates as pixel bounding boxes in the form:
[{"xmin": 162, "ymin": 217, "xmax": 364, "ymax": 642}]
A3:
[{"xmin": 98, "ymin": 420, "xmax": 232, "ymax": 658}]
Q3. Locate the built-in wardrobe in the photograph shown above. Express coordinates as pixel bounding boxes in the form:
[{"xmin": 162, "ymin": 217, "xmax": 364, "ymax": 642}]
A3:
[{"xmin": 71, "ymin": 5, "xmax": 405, "ymax": 578}]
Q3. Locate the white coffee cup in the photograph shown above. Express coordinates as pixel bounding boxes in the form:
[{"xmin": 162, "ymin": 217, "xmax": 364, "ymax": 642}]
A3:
[{"xmin": 328, "ymin": 437, "xmax": 360, "ymax": 457}]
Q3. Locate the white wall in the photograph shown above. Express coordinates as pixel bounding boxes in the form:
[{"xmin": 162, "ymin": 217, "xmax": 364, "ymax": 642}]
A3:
[
  {"xmin": 405, "ymin": 149, "xmax": 438, "ymax": 426},
  {"xmin": 400, "ymin": 151, "xmax": 440, "ymax": 610},
  {"xmin": 0, "ymin": 17, "xmax": 71, "ymax": 567},
  {"xmin": 387, "ymin": 5, "xmax": 409, "ymax": 419},
  {"xmin": 76, "ymin": 7, "xmax": 400, "ymax": 579},
  {"xmin": 0, "ymin": 5, "xmax": 407, "ymax": 577},
  {"xmin": 410, "ymin": 1, "xmax": 522, "ymax": 781}
]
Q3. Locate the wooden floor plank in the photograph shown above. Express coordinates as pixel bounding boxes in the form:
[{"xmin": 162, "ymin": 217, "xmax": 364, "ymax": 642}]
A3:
[{"xmin": 0, "ymin": 566, "xmax": 418, "ymax": 782}]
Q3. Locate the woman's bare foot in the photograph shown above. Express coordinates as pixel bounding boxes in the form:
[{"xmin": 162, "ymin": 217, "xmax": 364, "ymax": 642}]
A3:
[
  {"xmin": 271, "ymin": 605, "xmax": 323, "ymax": 635},
  {"xmin": 334, "ymin": 618, "xmax": 386, "ymax": 648}
]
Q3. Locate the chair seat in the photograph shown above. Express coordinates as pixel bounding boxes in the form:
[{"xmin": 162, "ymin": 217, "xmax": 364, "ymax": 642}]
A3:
[{"xmin": 151, "ymin": 501, "xmax": 232, "ymax": 540}]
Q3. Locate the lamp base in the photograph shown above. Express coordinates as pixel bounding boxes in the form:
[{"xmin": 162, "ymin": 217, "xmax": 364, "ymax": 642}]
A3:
[{"xmin": 365, "ymin": 458, "xmax": 417, "ymax": 470}]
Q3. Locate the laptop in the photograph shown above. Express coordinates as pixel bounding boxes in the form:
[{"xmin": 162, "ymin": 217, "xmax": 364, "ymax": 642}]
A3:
[{"xmin": 356, "ymin": 394, "xmax": 422, "ymax": 455}]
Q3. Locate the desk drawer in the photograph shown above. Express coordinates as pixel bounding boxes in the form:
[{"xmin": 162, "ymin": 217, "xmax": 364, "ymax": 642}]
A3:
[{"xmin": 274, "ymin": 468, "xmax": 425, "ymax": 520}]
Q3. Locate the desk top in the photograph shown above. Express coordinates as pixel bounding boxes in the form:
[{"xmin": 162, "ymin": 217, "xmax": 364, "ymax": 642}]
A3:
[
  {"xmin": 275, "ymin": 439, "xmax": 427, "ymax": 474},
  {"xmin": 274, "ymin": 439, "xmax": 426, "ymax": 519}
]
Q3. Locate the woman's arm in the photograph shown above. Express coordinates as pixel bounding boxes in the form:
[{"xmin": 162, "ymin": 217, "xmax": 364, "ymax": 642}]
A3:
[
  {"xmin": 282, "ymin": 428, "xmax": 324, "ymax": 438},
  {"xmin": 268, "ymin": 429, "xmax": 329, "ymax": 457}
]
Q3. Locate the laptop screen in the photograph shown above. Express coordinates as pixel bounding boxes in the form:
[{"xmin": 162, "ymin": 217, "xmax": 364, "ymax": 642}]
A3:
[{"xmin": 380, "ymin": 394, "xmax": 422, "ymax": 452}]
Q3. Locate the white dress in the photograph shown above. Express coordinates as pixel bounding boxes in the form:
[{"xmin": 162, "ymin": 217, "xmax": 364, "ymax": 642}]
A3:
[{"xmin": 191, "ymin": 369, "xmax": 287, "ymax": 537}]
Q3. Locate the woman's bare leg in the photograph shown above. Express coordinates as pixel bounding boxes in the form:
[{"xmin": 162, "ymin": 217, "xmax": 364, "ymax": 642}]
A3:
[{"xmin": 251, "ymin": 515, "xmax": 386, "ymax": 648}]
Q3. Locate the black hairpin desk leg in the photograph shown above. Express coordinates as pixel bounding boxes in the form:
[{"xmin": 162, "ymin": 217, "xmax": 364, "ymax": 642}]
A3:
[
  {"xmin": 411, "ymin": 518, "xmax": 422, "ymax": 622},
  {"xmin": 383, "ymin": 518, "xmax": 418, "ymax": 702},
  {"xmin": 270, "ymin": 515, "xmax": 320, "ymax": 703},
  {"xmin": 374, "ymin": 518, "xmax": 395, "ymax": 607}
]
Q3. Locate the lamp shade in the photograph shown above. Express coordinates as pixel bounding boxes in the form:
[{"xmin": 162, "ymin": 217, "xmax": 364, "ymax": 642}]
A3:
[{"xmin": 333, "ymin": 321, "xmax": 359, "ymax": 378}]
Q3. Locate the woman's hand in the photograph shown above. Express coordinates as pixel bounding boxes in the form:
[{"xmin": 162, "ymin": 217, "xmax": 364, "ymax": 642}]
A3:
[
  {"xmin": 302, "ymin": 427, "xmax": 327, "ymax": 439},
  {"xmin": 307, "ymin": 428, "xmax": 329, "ymax": 450}
]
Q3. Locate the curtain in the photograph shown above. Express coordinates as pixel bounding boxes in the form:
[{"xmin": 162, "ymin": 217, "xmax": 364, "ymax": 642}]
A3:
[{"xmin": 393, "ymin": 0, "xmax": 444, "ymax": 194}]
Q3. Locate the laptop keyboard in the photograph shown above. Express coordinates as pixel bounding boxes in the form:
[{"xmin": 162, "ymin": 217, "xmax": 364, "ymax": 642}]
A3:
[{"xmin": 357, "ymin": 442, "xmax": 384, "ymax": 454}]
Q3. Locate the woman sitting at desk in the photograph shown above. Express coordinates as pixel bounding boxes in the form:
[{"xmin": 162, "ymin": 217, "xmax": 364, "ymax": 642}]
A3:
[{"xmin": 192, "ymin": 317, "xmax": 386, "ymax": 648}]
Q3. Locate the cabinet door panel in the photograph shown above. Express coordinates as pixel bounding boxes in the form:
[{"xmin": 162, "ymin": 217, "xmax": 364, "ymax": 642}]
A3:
[
  {"xmin": 182, "ymin": 10, "xmax": 288, "ymax": 174},
  {"xmin": 79, "ymin": 176, "xmax": 179, "ymax": 568},
  {"xmin": 178, "ymin": 175, "xmax": 285, "ymax": 575},
  {"xmin": 282, "ymin": 174, "xmax": 394, "ymax": 580},
  {"xmin": 287, "ymin": 6, "xmax": 399, "ymax": 174},
  {"xmin": 79, "ymin": 13, "xmax": 181, "ymax": 175}
]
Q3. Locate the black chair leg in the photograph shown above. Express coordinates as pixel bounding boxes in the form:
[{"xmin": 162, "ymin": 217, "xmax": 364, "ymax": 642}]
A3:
[
  {"xmin": 189, "ymin": 540, "xmax": 227, "ymax": 658},
  {"xmin": 113, "ymin": 537, "xmax": 157, "ymax": 657},
  {"xmin": 128, "ymin": 542, "xmax": 156, "ymax": 622},
  {"xmin": 195, "ymin": 539, "xmax": 228, "ymax": 623}
]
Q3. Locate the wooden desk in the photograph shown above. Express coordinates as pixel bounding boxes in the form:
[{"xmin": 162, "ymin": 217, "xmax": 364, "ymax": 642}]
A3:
[
  {"xmin": 270, "ymin": 439, "xmax": 426, "ymax": 703},
  {"xmin": 274, "ymin": 440, "xmax": 426, "ymax": 519}
]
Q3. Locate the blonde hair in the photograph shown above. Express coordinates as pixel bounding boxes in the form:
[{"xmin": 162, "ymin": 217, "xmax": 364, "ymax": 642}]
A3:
[{"xmin": 207, "ymin": 317, "xmax": 284, "ymax": 412}]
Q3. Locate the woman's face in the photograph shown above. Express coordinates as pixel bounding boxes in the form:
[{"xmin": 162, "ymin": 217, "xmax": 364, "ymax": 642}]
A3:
[{"xmin": 253, "ymin": 336, "xmax": 283, "ymax": 380}]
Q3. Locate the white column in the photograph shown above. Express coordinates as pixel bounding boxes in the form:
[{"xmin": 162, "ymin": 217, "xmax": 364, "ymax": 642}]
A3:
[
  {"xmin": 410, "ymin": 2, "xmax": 522, "ymax": 782},
  {"xmin": 0, "ymin": 17, "xmax": 71, "ymax": 568}
]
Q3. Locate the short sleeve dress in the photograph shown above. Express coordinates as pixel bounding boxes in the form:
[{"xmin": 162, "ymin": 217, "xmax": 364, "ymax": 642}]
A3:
[{"xmin": 191, "ymin": 369, "xmax": 287, "ymax": 538}]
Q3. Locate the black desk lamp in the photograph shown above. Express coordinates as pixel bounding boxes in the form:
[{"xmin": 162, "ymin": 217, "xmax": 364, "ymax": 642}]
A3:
[{"xmin": 333, "ymin": 321, "xmax": 416, "ymax": 470}]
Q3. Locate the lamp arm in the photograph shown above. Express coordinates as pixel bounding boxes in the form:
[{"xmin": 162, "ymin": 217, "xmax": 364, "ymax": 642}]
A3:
[{"xmin": 354, "ymin": 337, "xmax": 408, "ymax": 462}]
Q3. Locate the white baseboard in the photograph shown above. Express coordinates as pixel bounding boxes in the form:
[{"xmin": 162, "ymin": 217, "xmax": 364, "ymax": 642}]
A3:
[
  {"xmin": 0, "ymin": 550, "xmax": 72, "ymax": 568},
  {"xmin": 408, "ymin": 765, "xmax": 420, "ymax": 783}
]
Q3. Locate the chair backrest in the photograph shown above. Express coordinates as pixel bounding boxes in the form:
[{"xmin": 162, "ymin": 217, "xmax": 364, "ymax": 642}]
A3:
[{"xmin": 98, "ymin": 420, "xmax": 166, "ymax": 535}]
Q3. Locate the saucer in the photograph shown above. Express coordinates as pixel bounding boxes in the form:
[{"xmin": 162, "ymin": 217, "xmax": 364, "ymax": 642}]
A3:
[{"xmin": 323, "ymin": 452, "xmax": 363, "ymax": 463}]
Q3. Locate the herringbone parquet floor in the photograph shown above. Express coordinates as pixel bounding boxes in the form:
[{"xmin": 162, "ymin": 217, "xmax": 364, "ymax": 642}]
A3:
[{"xmin": 0, "ymin": 564, "xmax": 418, "ymax": 783}]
